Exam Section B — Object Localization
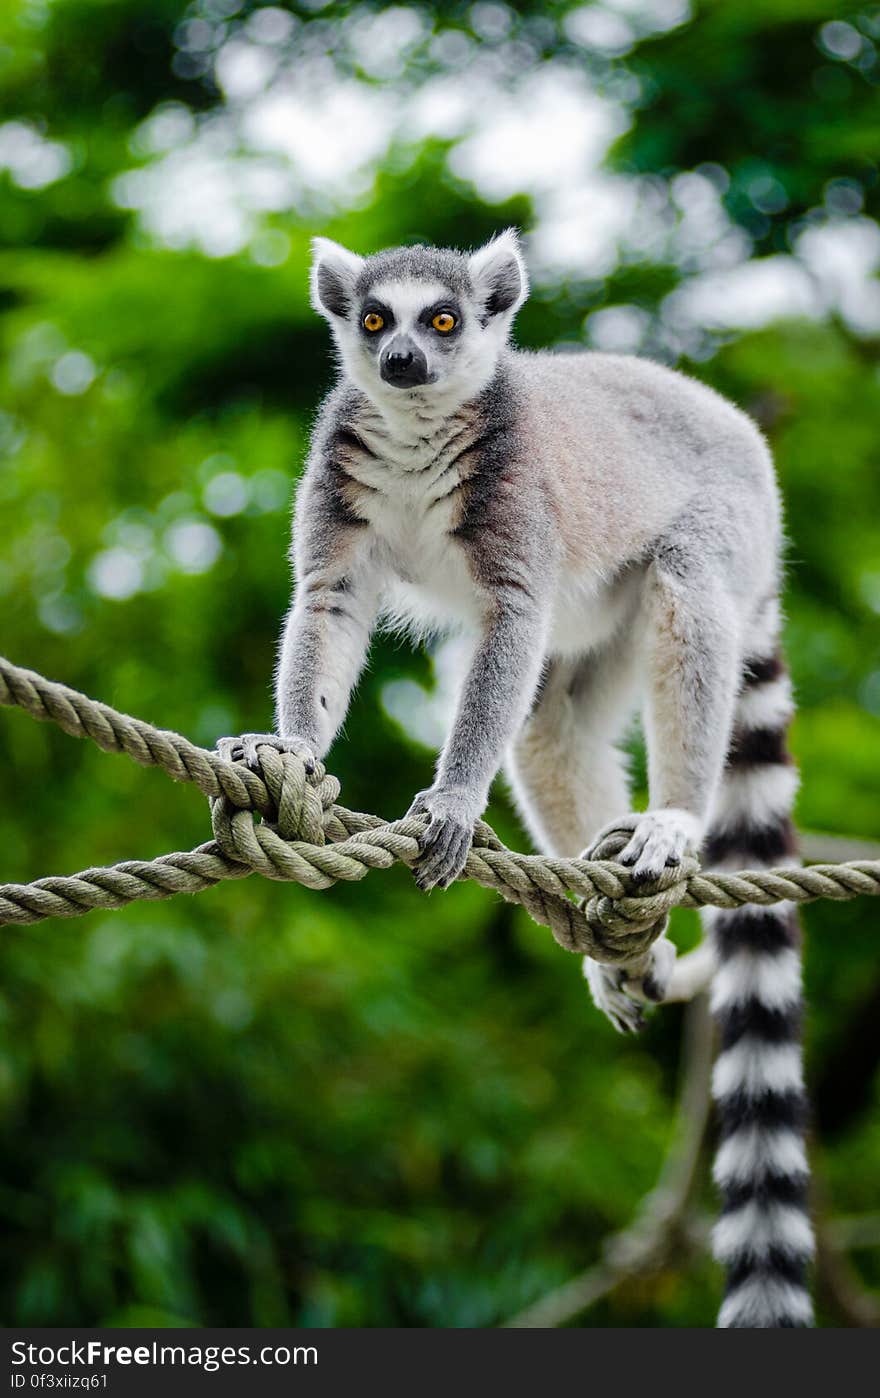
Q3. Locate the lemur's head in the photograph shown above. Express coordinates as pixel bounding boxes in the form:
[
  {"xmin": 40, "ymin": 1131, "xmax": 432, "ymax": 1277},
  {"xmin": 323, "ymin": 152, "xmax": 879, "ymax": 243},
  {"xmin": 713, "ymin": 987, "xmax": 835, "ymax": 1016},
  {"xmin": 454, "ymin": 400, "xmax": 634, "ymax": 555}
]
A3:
[{"xmin": 309, "ymin": 230, "xmax": 528, "ymax": 407}]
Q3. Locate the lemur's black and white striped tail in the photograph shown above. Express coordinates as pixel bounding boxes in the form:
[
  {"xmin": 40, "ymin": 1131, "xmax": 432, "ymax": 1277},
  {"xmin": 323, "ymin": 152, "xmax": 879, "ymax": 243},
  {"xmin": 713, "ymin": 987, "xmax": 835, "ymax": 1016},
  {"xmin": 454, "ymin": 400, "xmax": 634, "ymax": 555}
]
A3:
[{"xmin": 703, "ymin": 648, "xmax": 814, "ymax": 1328}]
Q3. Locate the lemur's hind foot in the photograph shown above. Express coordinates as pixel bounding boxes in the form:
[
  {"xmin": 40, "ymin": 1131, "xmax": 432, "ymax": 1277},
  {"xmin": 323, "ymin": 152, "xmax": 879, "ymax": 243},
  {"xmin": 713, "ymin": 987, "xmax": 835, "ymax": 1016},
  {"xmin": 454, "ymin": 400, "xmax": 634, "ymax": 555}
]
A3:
[
  {"xmin": 580, "ymin": 811, "xmax": 696, "ymax": 1030},
  {"xmin": 583, "ymin": 936, "xmax": 677, "ymax": 1033}
]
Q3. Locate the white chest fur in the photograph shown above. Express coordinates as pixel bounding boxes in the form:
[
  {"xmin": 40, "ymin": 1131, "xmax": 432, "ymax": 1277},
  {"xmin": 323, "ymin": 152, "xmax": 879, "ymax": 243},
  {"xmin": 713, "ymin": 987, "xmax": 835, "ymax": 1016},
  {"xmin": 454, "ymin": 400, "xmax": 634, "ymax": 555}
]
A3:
[
  {"xmin": 349, "ymin": 405, "xmax": 484, "ymax": 634},
  {"xmin": 343, "ymin": 401, "xmax": 642, "ymax": 652}
]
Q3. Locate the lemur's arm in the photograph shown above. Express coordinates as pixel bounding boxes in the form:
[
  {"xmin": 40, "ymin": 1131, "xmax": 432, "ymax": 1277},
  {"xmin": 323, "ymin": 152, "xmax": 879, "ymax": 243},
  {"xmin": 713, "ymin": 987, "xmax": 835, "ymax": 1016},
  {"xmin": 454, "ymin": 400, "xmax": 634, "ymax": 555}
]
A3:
[
  {"xmin": 275, "ymin": 561, "xmax": 378, "ymax": 759},
  {"xmin": 410, "ymin": 495, "xmax": 557, "ymax": 890},
  {"xmin": 410, "ymin": 591, "xmax": 550, "ymax": 890},
  {"xmin": 217, "ymin": 461, "xmax": 380, "ymax": 770},
  {"xmin": 276, "ymin": 466, "xmax": 380, "ymax": 758}
]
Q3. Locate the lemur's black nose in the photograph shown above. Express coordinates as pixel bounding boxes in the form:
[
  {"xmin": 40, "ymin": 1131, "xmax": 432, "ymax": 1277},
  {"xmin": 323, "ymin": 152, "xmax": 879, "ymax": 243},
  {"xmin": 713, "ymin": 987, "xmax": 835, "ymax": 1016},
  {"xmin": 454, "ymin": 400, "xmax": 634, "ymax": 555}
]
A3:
[{"xmin": 380, "ymin": 336, "xmax": 429, "ymax": 388}]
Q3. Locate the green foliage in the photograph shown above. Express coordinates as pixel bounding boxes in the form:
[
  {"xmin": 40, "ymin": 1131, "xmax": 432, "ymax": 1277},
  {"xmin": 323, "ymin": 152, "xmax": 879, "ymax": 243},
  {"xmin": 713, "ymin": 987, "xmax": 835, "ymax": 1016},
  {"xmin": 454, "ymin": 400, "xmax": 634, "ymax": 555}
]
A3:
[{"xmin": 0, "ymin": 0, "xmax": 878, "ymax": 1327}]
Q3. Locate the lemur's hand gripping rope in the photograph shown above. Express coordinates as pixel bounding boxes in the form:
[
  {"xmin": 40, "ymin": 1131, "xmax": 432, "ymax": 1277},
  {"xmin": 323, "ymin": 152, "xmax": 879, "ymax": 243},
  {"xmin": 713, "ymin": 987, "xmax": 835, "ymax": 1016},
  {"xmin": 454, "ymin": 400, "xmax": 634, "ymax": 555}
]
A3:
[{"xmin": 1, "ymin": 656, "xmax": 878, "ymax": 952}]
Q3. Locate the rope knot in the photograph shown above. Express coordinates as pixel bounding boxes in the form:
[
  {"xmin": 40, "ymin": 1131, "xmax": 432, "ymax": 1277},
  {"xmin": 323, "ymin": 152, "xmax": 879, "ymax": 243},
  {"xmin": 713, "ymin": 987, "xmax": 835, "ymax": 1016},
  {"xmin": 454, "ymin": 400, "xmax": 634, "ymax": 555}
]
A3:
[
  {"xmin": 580, "ymin": 826, "xmax": 697, "ymax": 964},
  {"xmin": 210, "ymin": 745, "xmax": 340, "ymax": 873}
]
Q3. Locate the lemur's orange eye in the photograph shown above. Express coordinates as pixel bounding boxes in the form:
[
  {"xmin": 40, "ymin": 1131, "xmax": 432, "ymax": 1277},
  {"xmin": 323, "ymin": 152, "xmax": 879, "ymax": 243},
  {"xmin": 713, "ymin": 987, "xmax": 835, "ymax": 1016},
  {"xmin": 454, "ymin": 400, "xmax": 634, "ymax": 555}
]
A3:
[
  {"xmin": 363, "ymin": 312, "xmax": 384, "ymax": 332},
  {"xmin": 432, "ymin": 311, "xmax": 456, "ymax": 333}
]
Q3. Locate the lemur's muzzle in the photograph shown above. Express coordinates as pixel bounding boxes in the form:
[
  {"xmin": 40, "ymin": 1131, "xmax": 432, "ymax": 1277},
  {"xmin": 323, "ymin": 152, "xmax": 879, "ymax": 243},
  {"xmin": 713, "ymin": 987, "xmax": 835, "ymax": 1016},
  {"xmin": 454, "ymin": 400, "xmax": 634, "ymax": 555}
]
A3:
[{"xmin": 379, "ymin": 335, "xmax": 429, "ymax": 388}]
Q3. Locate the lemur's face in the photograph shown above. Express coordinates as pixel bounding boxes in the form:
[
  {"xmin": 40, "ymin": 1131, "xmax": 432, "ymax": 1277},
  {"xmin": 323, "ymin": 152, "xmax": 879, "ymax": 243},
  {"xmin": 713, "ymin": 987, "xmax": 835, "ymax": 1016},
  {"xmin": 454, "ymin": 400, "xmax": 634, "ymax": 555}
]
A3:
[
  {"xmin": 354, "ymin": 279, "xmax": 468, "ymax": 392},
  {"xmin": 310, "ymin": 231, "xmax": 528, "ymax": 408}
]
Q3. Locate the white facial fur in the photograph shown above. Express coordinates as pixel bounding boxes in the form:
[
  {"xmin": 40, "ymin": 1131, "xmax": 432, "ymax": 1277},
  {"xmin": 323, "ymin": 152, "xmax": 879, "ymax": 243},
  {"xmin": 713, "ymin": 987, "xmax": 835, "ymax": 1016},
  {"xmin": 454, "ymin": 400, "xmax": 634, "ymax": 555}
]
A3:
[{"xmin": 310, "ymin": 230, "xmax": 528, "ymax": 416}]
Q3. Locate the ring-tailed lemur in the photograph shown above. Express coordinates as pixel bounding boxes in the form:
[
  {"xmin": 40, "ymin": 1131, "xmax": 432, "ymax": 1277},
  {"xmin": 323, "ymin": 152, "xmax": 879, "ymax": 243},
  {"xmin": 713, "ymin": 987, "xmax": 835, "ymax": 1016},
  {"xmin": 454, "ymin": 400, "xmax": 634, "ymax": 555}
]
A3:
[{"xmin": 219, "ymin": 230, "xmax": 812, "ymax": 1327}]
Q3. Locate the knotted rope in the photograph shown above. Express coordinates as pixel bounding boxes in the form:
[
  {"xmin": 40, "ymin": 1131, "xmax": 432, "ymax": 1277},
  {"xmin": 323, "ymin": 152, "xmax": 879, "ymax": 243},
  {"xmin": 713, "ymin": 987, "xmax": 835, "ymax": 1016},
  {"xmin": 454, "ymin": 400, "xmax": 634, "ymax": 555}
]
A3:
[{"xmin": 2, "ymin": 656, "xmax": 879, "ymax": 961}]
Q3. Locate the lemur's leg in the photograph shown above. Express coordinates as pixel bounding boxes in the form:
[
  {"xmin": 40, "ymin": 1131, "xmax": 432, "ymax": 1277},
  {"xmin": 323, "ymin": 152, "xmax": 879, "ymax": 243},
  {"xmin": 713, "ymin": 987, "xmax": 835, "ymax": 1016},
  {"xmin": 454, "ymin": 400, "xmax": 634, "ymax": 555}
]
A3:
[
  {"xmin": 507, "ymin": 646, "xmax": 635, "ymax": 860},
  {"xmin": 647, "ymin": 599, "xmax": 787, "ymax": 1015},
  {"xmin": 587, "ymin": 551, "xmax": 741, "ymax": 874},
  {"xmin": 508, "ymin": 645, "xmax": 664, "ymax": 1032},
  {"xmin": 633, "ymin": 550, "xmax": 740, "ymax": 870},
  {"xmin": 580, "ymin": 550, "xmax": 741, "ymax": 1026}
]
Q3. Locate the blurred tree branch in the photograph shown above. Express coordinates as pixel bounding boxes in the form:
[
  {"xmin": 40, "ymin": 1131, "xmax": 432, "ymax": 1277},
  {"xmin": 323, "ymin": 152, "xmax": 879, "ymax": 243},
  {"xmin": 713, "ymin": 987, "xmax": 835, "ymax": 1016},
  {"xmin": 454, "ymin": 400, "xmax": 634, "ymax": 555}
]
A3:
[
  {"xmin": 801, "ymin": 832, "xmax": 880, "ymax": 863},
  {"xmin": 827, "ymin": 1214, "xmax": 880, "ymax": 1251},
  {"xmin": 814, "ymin": 1173, "xmax": 880, "ymax": 1329},
  {"xmin": 816, "ymin": 1222, "xmax": 880, "ymax": 1328},
  {"xmin": 505, "ymin": 994, "xmax": 714, "ymax": 1328}
]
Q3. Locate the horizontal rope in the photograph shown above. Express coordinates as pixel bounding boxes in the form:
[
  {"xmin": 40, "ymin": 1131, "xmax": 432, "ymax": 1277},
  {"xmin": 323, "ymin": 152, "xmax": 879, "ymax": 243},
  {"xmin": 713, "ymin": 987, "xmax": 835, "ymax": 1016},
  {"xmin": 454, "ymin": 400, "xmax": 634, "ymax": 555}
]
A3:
[
  {"xmin": 2, "ymin": 655, "xmax": 879, "ymax": 959},
  {"xmin": 0, "ymin": 656, "xmax": 279, "ymax": 815}
]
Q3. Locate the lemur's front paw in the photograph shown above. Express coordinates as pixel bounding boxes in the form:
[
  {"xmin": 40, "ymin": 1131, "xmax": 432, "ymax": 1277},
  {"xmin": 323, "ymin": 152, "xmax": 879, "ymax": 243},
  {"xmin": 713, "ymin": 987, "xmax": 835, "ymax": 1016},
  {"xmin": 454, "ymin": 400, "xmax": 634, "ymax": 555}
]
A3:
[
  {"xmin": 584, "ymin": 937, "xmax": 677, "ymax": 1034},
  {"xmin": 587, "ymin": 809, "xmax": 702, "ymax": 883},
  {"xmin": 406, "ymin": 786, "xmax": 478, "ymax": 891},
  {"xmin": 216, "ymin": 732, "xmax": 317, "ymax": 776}
]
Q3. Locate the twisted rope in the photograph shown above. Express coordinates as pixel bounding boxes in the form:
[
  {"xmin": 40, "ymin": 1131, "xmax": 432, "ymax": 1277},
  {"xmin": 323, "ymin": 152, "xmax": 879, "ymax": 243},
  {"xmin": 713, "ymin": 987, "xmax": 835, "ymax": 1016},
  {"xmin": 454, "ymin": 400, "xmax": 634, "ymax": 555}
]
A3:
[{"xmin": 2, "ymin": 656, "xmax": 879, "ymax": 960}]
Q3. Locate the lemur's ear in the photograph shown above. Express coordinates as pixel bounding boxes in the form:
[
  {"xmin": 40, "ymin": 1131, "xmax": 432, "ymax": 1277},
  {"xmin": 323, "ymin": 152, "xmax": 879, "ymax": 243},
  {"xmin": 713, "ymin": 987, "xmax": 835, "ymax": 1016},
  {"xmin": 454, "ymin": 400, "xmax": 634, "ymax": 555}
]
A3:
[
  {"xmin": 310, "ymin": 237, "xmax": 365, "ymax": 321},
  {"xmin": 468, "ymin": 229, "xmax": 528, "ymax": 320}
]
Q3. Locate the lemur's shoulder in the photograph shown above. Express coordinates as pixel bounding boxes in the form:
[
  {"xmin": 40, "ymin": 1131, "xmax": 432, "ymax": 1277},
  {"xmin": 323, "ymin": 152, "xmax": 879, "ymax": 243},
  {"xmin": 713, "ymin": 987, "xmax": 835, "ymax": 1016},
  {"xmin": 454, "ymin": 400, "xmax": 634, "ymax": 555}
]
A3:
[
  {"xmin": 505, "ymin": 345, "xmax": 766, "ymax": 443},
  {"xmin": 308, "ymin": 380, "xmax": 367, "ymax": 449}
]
